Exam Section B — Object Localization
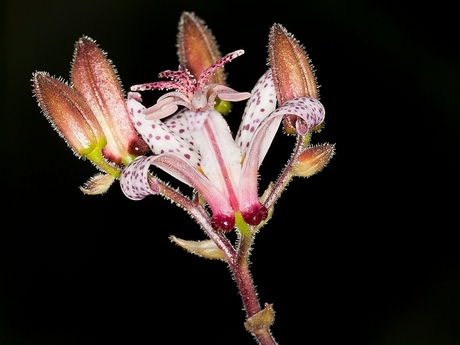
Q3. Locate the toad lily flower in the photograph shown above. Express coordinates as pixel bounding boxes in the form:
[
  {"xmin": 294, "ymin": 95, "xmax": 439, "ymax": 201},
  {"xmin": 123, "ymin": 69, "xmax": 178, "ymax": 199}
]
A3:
[{"xmin": 120, "ymin": 51, "xmax": 325, "ymax": 231}]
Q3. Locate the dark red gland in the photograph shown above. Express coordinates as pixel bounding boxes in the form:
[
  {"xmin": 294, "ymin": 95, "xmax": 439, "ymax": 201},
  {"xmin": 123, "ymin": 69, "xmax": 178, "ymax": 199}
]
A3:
[{"xmin": 242, "ymin": 204, "xmax": 268, "ymax": 226}]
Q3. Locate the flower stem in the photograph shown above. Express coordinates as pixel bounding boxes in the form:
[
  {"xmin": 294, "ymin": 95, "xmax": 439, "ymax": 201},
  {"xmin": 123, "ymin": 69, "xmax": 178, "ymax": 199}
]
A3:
[{"xmin": 229, "ymin": 217, "xmax": 277, "ymax": 345}]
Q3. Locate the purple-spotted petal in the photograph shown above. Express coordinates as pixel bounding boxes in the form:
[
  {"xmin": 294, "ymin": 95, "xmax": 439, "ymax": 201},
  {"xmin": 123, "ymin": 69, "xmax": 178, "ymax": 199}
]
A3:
[
  {"xmin": 122, "ymin": 147, "xmax": 236, "ymax": 231},
  {"xmin": 127, "ymin": 94, "xmax": 202, "ymax": 169},
  {"xmin": 235, "ymin": 70, "xmax": 277, "ymax": 159},
  {"xmin": 120, "ymin": 156, "xmax": 160, "ymax": 200},
  {"xmin": 187, "ymin": 110, "xmax": 209, "ymax": 131},
  {"xmin": 270, "ymin": 97, "xmax": 325, "ymax": 136}
]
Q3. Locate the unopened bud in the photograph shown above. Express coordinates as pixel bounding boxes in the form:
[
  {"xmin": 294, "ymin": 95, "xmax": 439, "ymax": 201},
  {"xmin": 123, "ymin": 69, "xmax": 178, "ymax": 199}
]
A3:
[
  {"xmin": 292, "ymin": 143, "xmax": 335, "ymax": 177},
  {"xmin": 33, "ymin": 72, "xmax": 106, "ymax": 159},
  {"xmin": 177, "ymin": 12, "xmax": 232, "ymax": 115},
  {"xmin": 71, "ymin": 36, "xmax": 148, "ymax": 166},
  {"xmin": 269, "ymin": 24, "xmax": 319, "ymax": 134},
  {"xmin": 177, "ymin": 12, "xmax": 224, "ymax": 84},
  {"xmin": 33, "ymin": 72, "xmax": 122, "ymax": 178}
]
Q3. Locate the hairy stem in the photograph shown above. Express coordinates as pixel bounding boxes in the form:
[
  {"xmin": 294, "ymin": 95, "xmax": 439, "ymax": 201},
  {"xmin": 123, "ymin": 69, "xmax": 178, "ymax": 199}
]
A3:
[{"xmin": 228, "ymin": 217, "xmax": 277, "ymax": 345}]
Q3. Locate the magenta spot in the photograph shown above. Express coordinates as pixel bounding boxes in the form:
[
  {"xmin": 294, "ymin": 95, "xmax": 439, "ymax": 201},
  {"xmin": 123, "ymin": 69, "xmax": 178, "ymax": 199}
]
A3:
[
  {"xmin": 164, "ymin": 135, "xmax": 171, "ymax": 140},
  {"xmin": 184, "ymin": 153, "xmax": 191, "ymax": 159},
  {"xmin": 155, "ymin": 136, "xmax": 161, "ymax": 140}
]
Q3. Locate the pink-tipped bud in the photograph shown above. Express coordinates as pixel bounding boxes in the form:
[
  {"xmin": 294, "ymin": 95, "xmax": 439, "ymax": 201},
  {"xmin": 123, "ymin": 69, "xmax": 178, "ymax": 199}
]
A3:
[
  {"xmin": 71, "ymin": 36, "xmax": 148, "ymax": 166},
  {"xmin": 292, "ymin": 143, "xmax": 335, "ymax": 177},
  {"xmin": 269, "ymin": 24, "xmax": 319, "ymax": 134},
  {"xmin": 33, "ymin": 72, "xmax": 106, "ymax": 158}
]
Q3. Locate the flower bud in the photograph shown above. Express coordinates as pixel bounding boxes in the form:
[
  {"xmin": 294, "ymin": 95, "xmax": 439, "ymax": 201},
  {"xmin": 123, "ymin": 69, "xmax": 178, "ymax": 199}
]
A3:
[
  {"xmin": 292, "ymin": 143, "xmax": 335, "ymax": 177},
  {"xmin": 177, "ymin": 12, "xmax": 224, "ymax": 84},
  {"xmin": 33, "ymin": 72, "xmax": 106, "ymax": 158},
  {"xmin": 71, "ymin": 36, "xmax": 149, "ymax": 166},
  {"xmin": 177, "ymin": 12, "xmax": 232, "ymax": 115},
  {"xmin": 33, "ymin": 72, "xmax": 122, "ymax": 178},
  {"xmin": 269, "ymin": 24, "xmax": 319, "ymax": 134}
]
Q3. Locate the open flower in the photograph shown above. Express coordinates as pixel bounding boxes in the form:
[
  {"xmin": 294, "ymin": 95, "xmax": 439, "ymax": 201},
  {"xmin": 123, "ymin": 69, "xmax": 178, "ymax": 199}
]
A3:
[{"xmin": 120, "ymin": 61, "xmax": 325, "ymax": 231}]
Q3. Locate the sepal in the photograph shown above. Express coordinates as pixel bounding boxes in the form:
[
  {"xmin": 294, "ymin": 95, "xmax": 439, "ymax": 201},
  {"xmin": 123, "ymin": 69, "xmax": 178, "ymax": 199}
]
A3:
[
  {"xmin": 80, "ymin": 173, "xmax": 116, "ymax": 195},
  {"xmin": 170, "ymin": 236, "xmax": 229, "ymax": 261}
]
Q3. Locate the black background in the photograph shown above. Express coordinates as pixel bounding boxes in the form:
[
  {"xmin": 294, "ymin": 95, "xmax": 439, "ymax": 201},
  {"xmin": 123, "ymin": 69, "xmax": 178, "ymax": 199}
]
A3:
[{"xmin": 1, "ymin": 1, "xmax": 459, "ymax": 344}]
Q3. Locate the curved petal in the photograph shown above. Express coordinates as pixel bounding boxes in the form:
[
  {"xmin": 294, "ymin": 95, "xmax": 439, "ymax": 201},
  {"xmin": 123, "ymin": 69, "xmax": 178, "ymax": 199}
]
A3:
[
  {"xmin": 121, "ymin": 152, "xmax": 236, "ymax": 231},
  {"xmin": 237, "ymin": 86, "xmax": 325, "ymax": 226},
  {"xmin": 240, "ymin": 96, "xmax": 325, "ymax": 184},
  {"xmin": 235, "ymin": 70, "xmax": 277, "ymax": 161},
  {"xmin": 120, "ymin": 156, "xmax": 160, "ymax": 200},
  {"xmin": 270, "ymin": 97, "xmax": 325, "ymax": 136}
]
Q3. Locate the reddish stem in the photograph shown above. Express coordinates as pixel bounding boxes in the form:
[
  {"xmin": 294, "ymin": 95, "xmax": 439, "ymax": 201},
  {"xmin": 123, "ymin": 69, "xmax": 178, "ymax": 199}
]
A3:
[{"xmin": 228, "ymin": 234, "xmax": 278, "ymax": 345}]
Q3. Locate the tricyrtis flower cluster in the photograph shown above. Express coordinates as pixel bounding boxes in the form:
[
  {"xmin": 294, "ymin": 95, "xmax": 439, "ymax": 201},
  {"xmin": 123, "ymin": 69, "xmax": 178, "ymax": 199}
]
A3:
[{"xmin": 32, "ymin": 11, "xmax": 334, "ymax": 344}]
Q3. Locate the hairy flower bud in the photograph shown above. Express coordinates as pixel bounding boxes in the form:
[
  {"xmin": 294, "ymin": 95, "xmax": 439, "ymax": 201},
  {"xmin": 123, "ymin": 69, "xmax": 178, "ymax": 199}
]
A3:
[
  {"xmin": 177, "ymin": 12, "xmax": 232, "ymax": 114},
  {"xmin": 177, "ymin": 12, "xmax": 224, "ymax": 84},
  {"xmin": 71, "ymin": 36, "xmax": 149, "ymax": 165},
  {"xmin": 32, "ymin": 72, "xmax": 122, "ymax": 178},
  {"xmin": 269, "ymin": 24, "xmax": 319, "ymax": 134},
  {"xmin": 292, "ymin": 143, "xmax": 335, "ymax": 177},
  {"xmin": 33, "ymin": 72, "xmax": 106, "ymax": 158}
]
